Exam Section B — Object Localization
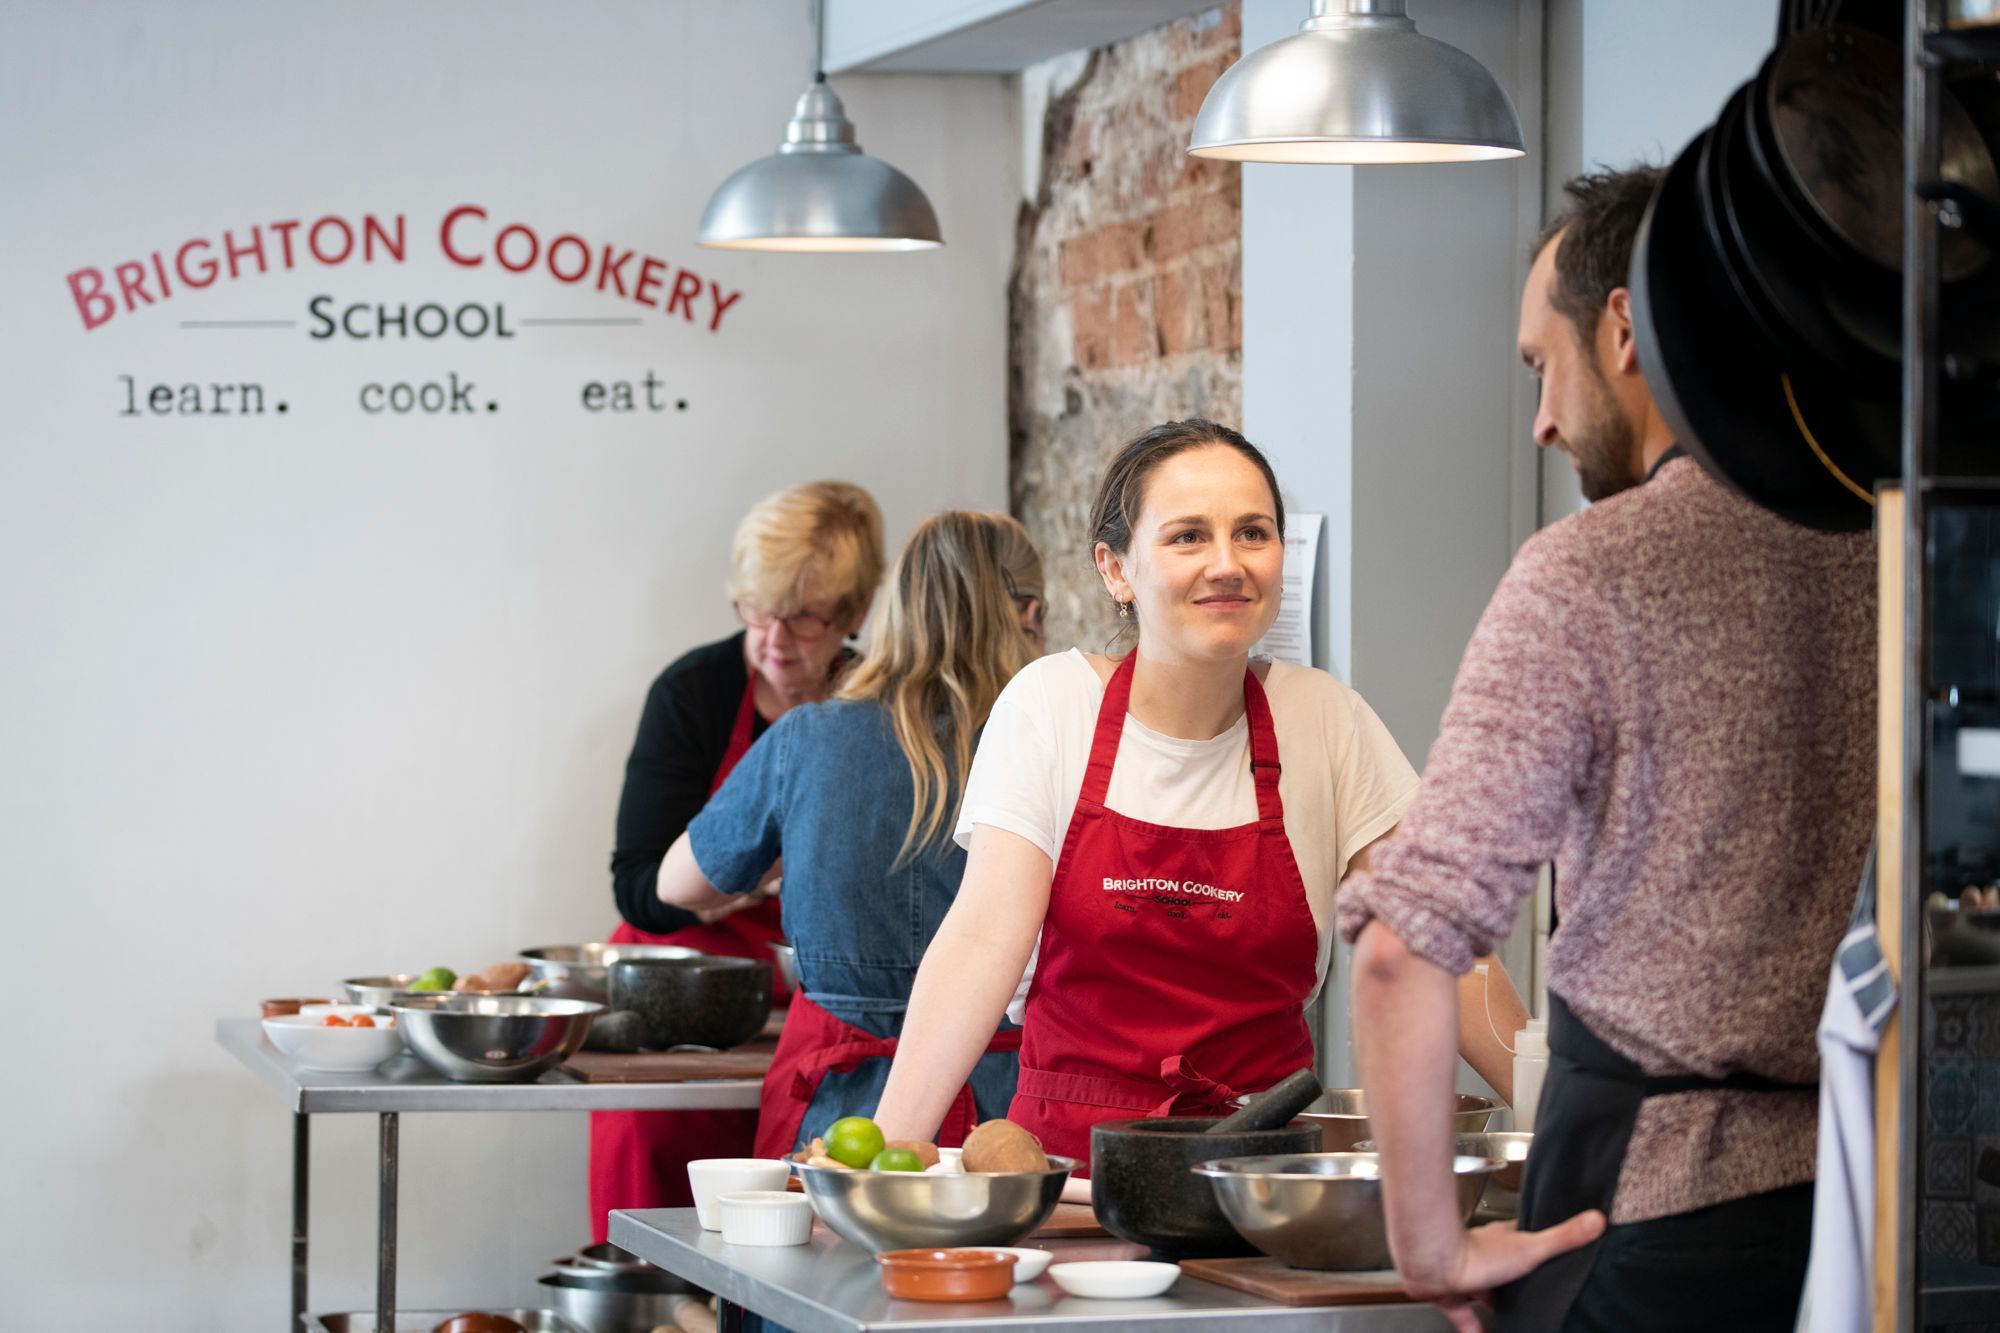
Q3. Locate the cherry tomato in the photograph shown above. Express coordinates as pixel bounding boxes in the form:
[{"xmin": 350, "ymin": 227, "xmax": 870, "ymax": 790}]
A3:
[
  {"xmin": 321, "ymin": 1014, "xmax": 350, "ymax": 1027},
  {"xmin": 350, "ymin": 1014, "xmax": 375, "ymax": 1028}
]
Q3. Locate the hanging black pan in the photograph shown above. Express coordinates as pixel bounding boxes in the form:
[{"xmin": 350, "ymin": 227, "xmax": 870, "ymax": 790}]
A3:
[
  {"xmin": 1748, "ymin": 26, "xmax": 1997, "ymax": 287},
  {"xmin": 1632, "ymin": 129, "xmax": 1897, "ymax": 532},
  {"xmin": 1745, "ymin": 23, "xmax": 2000, "ymax": 373},
  {"xmin": 1702, "ymin": 81, "xmax": 1901, "ymax": 393}
]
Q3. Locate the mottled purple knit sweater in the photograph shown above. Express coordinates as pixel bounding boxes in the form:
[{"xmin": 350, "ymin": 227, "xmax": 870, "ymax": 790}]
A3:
[{"xmin": 1337, "ymin": 457, "xmax": 1875, "ymax": 1224}]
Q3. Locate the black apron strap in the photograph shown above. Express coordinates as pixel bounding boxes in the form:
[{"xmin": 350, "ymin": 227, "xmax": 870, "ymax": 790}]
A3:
[
  {"xmin": 1492, "ymin": 994, "xmax": 1819, "ymax": 1330},
  {"xmin": 1491, "ymin": 993, "xmax": 1644, "ymax": 1330}
]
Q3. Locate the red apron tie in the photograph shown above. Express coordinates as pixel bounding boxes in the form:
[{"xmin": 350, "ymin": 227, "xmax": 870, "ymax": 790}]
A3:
[
  {"xmin": 1151, "ymin": 1055, "xmax": 1250, "ymax": 1119},
  {"xmin": 754, "ymin": 991, "xmax": 1023, "ymax": 1160}
]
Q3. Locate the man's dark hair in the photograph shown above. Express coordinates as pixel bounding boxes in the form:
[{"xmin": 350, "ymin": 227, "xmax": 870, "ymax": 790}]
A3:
[{"xmin": 1531, "ymin": 166, "xmax": 1665, "ymax": 346}]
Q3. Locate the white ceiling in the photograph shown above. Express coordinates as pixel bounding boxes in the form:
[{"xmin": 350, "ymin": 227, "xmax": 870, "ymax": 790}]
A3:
[{"xmin": 824, "ymin": 0, "xmax": 1230, "ymax": 73}]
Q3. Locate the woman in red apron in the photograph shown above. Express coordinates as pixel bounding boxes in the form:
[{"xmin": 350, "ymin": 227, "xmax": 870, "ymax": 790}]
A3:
[
  {"xmin": 653, "ymin": 513, "xmax": 1047, "ymax": 1160},
  {"xmin": 872, "ymin": 421, "xmax": 1428, "ymax": 1174},
  {"xmin": 592, "ymin": 480, "xmax": 883, "ymax": 1242}
]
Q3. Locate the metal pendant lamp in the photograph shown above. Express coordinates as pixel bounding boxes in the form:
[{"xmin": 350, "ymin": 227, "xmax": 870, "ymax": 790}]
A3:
[
  {"xmin": 697, "ymin": 3, "xmax": 942, "ymax": 252},
  {"xmin": 1190, "ymin": 0, "xmax": 1525, "ymax": 165}
]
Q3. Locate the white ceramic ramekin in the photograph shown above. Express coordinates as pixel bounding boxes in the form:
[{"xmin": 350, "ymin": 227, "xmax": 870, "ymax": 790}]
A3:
[
  {"xmin": 686, "ymin": 1158, "xmax": 792, "ymax": 1230},
  {"xmin": 717, "ymin": 1190, "xmax": 813, "ymax": 1246}
]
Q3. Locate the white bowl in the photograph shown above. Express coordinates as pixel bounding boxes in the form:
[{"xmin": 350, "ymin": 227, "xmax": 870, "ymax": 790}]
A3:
[
  {"xmin": 261, "ymin": 1014, "xmax": 404, "ymax": 1072},
  {"xmin": 1048, "ymin": 1260, "xmax": 1180, "ymax": 1299},
  {"xmin": 984, "ymin": 1247, "xmax": 1051, "ymax": 1283},
  {"xmin": 718, "ymin": 1190, "xmax": 813, "ymax": 1247},
  {"xmin": 687, "ymin": 1158, "xmax": 792, "ymax": 1230}
]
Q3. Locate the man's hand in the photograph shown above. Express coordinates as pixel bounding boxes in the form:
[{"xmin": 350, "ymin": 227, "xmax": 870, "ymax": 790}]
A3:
[{"xmin": 1407, "ymin": 1212, "xmax": 1607, "ymax": 1333}]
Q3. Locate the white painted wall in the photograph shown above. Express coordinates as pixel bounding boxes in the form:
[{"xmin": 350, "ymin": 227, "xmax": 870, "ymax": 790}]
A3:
[
  {"xmin": 1537, "ymin": 0, "xmax": 1781, "ymax": 519},
  {"xmin": 0, "ymin": 3, "xmax": 1012, "ymax": 1327}
]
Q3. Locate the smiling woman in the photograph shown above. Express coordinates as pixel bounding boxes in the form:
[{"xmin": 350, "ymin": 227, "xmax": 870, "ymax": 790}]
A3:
[{"xmin": 871, "ymin": 420, "xmax": 1433, "ymax": 1177}]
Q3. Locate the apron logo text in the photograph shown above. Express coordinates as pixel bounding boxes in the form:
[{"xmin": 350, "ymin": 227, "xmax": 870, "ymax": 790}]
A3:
[{"xmin": 1101, "ymin": 876, "xmax": 1244, "ymax": 903}]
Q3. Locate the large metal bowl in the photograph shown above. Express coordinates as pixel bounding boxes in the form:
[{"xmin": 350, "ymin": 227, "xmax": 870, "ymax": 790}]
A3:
[
  {"xmin": 539, "ymin": 1274, "xmax": 691, "ymax": 1332},
  {"xmin": 519, "ymin": 944, "xmax": 706, "ymax": 1002},
  {"xmin": 1290, "ymin": 1089, "xmax": 1501, "ymax": 1153},
  {"xmin": 342, "ymin": 974, "xmax": 447, "ymax": 1008},
  {"xmin": 1196, "ymin": 1152, "xmax": 1503, "ymax": 1271},
  {"xmin": 391, "ymin": 994, "xmax": 602, "ymax": 1083},
  {"xmin": 790, "ymin": 1155, "xmax": 1077, "ymax": 1252},
  {"xmin": 768, "ymin": 941, "xmax": 798, "ymax": 991},
  {"xmin": 1356, "ymin": 1131, "xmax": 1533, "ymax": 1222}
]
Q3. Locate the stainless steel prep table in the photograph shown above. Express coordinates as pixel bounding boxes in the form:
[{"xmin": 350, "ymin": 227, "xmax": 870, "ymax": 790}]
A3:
[
  {"xmin": 610, "ymin": 1208, "xmax": 1452, "ymax": 1333},
  {"xmin": 216, "ymin": 1017, "xmax": 764, "ymax": 1331}
]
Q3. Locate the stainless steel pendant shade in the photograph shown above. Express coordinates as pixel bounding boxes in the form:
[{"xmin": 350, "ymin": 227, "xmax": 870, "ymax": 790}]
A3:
[
  {"xmin": 698, "ymin": 79, "xmax": 943, "ymax": 252},
  {"xmin": 1190, "ymin": 0, "xmax": 1525, "ymax": 165}
]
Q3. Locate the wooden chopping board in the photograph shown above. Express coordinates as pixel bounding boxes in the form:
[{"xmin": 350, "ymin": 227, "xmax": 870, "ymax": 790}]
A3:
[
  {"xmin": 1027, "ymin": 1201, "xmax": 1107, "ymax": 1238},
  {"xmin": 561, "ymin": 1040, "xmax": 775, "ymax": 1083},
  {"xmin": 1178, "ymin": 1256, "xmax": 1413, "ymax": 1306},
  {"xmin": 559, "ymin": 1011, "xmax": 784, "ymax": 1082}
]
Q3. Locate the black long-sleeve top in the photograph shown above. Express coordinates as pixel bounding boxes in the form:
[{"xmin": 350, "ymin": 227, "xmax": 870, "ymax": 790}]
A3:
[{"xmin": 610, "ymin": 633, "xmax": 768, "ymax": 935}]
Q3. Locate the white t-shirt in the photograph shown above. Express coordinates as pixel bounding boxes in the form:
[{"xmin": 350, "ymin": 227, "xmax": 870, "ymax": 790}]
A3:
[{"xmin": 956, "ymin": 650, "xmax": 1421, "ymax": 1022}]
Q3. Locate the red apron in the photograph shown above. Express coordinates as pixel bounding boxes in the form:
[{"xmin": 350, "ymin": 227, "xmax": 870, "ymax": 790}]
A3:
[
  {"xmin": 588, "ymin": 677, "xmax": 790, "ymax": 1242},
  {"xmin": 1007, "ymin": 650, "xmax": 1319, "ymax": 1169},
  {"xmin": 753, "ymin": 992, "xmax": 1024, "ymax": 1160}
]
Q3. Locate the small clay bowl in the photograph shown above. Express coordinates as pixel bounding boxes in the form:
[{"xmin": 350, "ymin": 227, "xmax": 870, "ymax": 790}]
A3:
[
  {"xmin": 875, "ymin": 1248, "xmax": 1015, "ymax": 1302},
  {"xmin": 260, "ymin": 997, "xmax": 332, "ymax": 1019},
  {"xmin": 430, "ymin": 1314, "xmax": 526, "ymax": 1333}
]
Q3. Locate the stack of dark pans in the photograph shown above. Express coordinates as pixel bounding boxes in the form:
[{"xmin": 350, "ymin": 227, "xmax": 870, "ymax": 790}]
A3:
[{"xmin": 1631, "ymin": 25, "xmax": 2000, "ymax": 532}]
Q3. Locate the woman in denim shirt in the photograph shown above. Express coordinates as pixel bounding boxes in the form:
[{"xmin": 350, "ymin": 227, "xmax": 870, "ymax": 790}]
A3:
[{"xmin": 656, "ymin": 511, "xmax": 1046, "ymax": 1155}]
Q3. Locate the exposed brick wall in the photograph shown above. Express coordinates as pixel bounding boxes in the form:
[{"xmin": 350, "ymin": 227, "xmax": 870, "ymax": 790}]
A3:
[{"xmin": 1010, "ymin": 5, "xmax": 1243, "ymax": 655}]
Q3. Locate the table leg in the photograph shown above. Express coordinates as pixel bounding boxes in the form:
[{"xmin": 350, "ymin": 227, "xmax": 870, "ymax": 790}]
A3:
[
  {"xmin": 377, "ymin": 1112, "xmax": 398, "ymax": 1332},
  {"xmin": 292, "ymin": 1111, "xmax": 309, "ymax": 1331},
  {"xmin": 716, "ymin": 1298, "xmax": 744, "ymax": 1333}
]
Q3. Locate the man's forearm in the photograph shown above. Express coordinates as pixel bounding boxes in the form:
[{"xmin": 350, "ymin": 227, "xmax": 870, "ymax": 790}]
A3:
[{"xmin": 1353, "ymin": 921, "xmax": 1471, "ymax": 1295}]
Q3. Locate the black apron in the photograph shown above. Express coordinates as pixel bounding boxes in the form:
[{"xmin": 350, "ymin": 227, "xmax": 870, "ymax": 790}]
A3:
[{"xmin": 1490, "ymin": 994, "xmax": 1816, "ymax": 1330}]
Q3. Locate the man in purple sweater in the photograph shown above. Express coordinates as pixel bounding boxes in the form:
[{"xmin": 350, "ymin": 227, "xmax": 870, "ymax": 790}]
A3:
[{"xmin": 1338, "ymin": 167, "xmax": 1876, "ymax": 1331}]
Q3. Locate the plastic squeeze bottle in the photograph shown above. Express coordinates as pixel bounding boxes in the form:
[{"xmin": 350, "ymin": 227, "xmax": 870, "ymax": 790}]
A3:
[{"xmin": 1512, "ymin": 1019, "xmax": 1549, "ymax": 1132}]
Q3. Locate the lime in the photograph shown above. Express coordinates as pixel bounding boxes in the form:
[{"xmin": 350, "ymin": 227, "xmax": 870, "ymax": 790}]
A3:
[
  {"xmin": 870, "ymin": 1147, "xmax": 924, "ymax": 1172},
  {"xmin": 824, "ymin": 1116, "xmax": 886, "ymax": 1169},
  {"xmin": 410, "ymin": 967, "xmax": 456, "ymax": 991}
]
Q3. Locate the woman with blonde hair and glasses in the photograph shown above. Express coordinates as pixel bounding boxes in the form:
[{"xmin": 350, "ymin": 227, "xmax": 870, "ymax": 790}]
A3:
[
  {"xmin": 656, "ymin": 512, "xmax": 1046, "ymax": 1156},
  {"xmin": 593, "ymin": 480, "xmax": 883, "ymax": 1240}
]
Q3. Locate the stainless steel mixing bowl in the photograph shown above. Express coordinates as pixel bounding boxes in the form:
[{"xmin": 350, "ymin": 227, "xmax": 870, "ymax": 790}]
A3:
[
  {"xmin": 1290, "ymin": 1089, "xmax": 1501, "ymax": 1152},
  {"xmin": 518, "ymin": 944, "xmax": 705, "ymax": 1003},
  {"xmin": 392, "ymin": 994, "xmax": 602, "ymax": 1083},
  {"xmin": 1195, "ymin": 1152, "xmax": 1503, "ymax": 1270},
  {"xmin": 342, "ymin": 974, "xmax": 445, "ymax": 1008},
  {"xmin": 1356, "ymin": 1131, "xmax": 1533, "ymax": 1222},
  {"xmin": 768, "ymin": 941, "xmax": 798, "ymax": 991},
  {"xmin": 539, "ymin": 1274, "xmax": 691, "ymax": 1333},
  {"xmin": 790, "ymin": 1155, "xmax": 1077, "ymax": 1252}
]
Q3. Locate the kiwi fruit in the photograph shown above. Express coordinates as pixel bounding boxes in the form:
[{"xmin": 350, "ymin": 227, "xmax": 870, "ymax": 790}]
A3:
[{"xmin": 959, "ymin": 1119, "xmax": 1050, "ymax": 1173}]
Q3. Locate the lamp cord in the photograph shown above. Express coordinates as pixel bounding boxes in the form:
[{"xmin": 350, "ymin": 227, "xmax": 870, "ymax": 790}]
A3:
[
  {"xmin": 1781, "ymin": 371, "xmax": 1875, "ymax": 506},
  {"xmin": 812, "ymin": 0, "xmax": 825, "ymax": 82}
]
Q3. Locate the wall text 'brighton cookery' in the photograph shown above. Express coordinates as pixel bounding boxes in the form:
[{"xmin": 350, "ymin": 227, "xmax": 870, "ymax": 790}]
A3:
[
  {"xmin": 63, "ymin": 207, "xmax": 745, "ymax": 335},
  {"xmin": 1101, "ymin": 877, "xmax": 1244, "ymax": 903}
]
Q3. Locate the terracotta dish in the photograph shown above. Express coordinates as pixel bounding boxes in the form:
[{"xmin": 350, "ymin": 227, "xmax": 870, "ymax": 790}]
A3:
[
  {"xmin": 875, "ymin": 1248, "xmax": 1015, "ymax": 1302},
  {"xmin": 260, "ymin": 998, "xmax": 332, "ymax": 1018},
  {"xmin": 430, "ymin": 1314, "xmax": 527, "ymax": 1333}
]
